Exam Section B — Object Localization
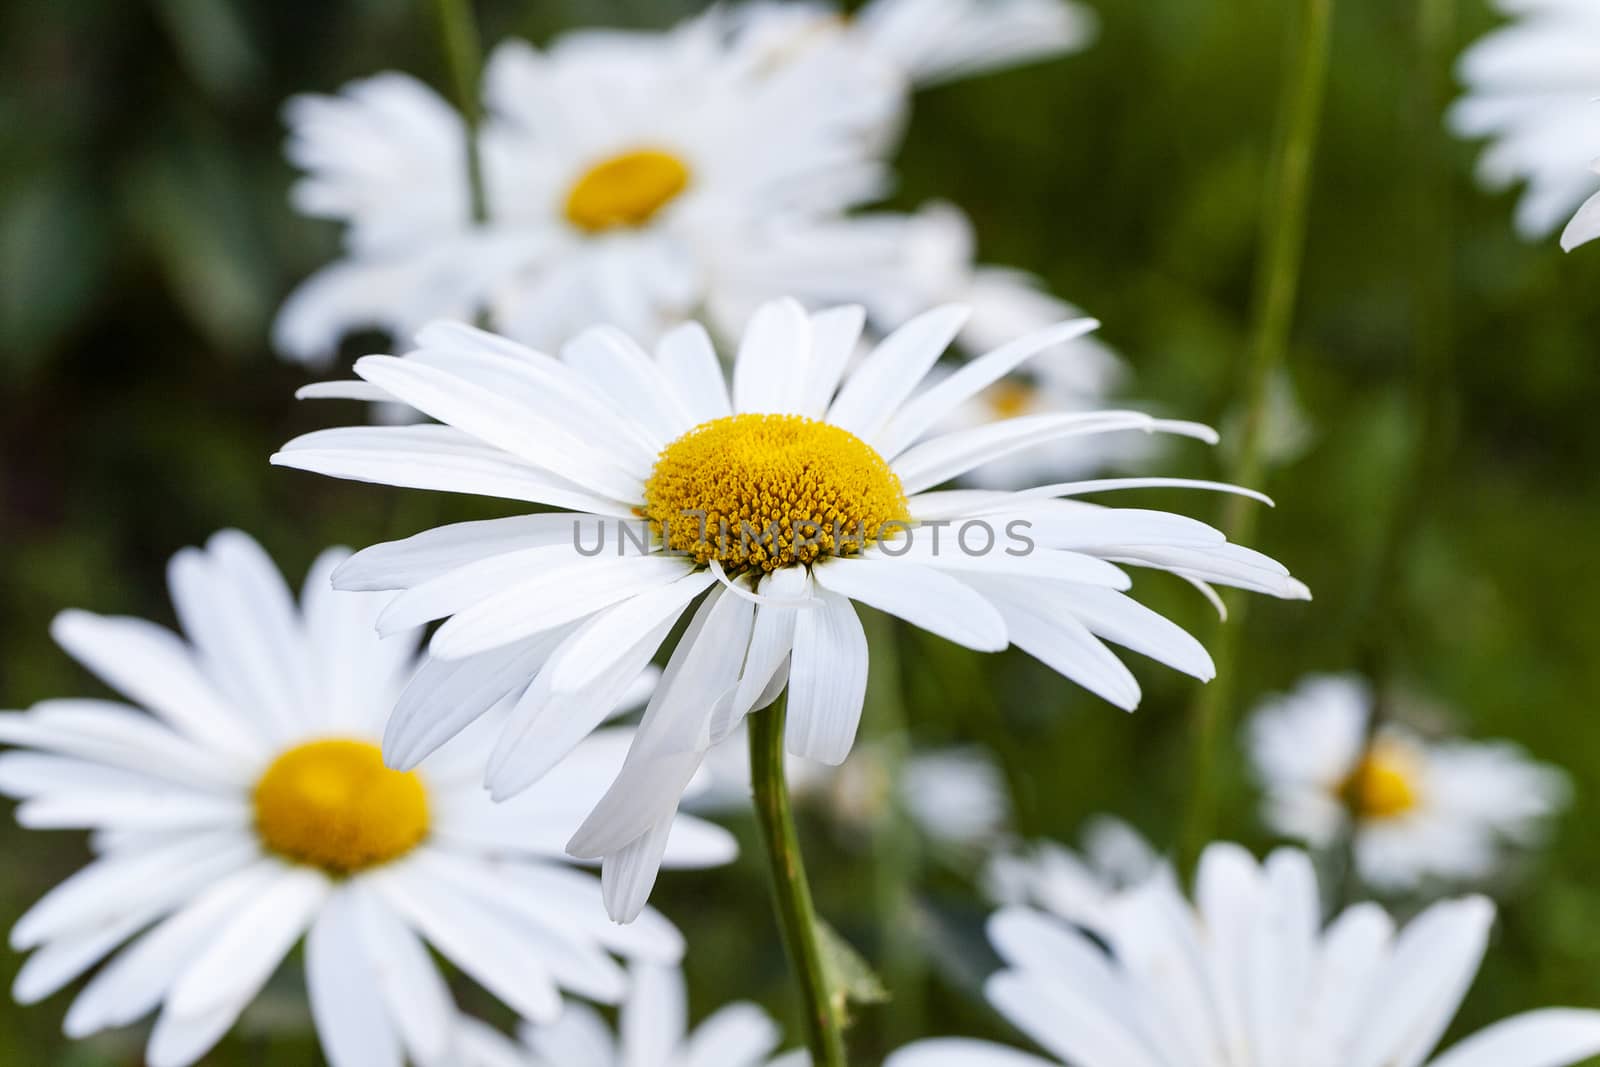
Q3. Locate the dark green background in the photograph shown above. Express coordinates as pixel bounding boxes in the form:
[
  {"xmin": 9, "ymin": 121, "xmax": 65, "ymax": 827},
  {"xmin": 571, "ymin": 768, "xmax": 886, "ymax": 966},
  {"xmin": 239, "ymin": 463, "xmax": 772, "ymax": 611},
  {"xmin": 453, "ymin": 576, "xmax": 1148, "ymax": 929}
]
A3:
[{"xmin": 3, "ymin": 0, "xmax": 1598, "ymax": 1063}]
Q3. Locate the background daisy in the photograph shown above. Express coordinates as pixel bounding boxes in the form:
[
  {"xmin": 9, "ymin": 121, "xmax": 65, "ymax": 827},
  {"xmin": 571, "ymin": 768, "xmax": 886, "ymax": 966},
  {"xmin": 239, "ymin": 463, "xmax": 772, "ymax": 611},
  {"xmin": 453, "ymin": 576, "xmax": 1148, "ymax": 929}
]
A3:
[
  {"xmin": 275, "ymin": 10, "xmax": 904, "ymax": 362},
  {"xmin": 888, "ymin": 843, "xmax": 1600, "ymax": 1067},
  {"xmin": 1450, "ymin": 0, "xmax": 1600, "ymax": 239},
  {"xmin": 460, "ymin": 962, "xmax": 807, "ymax": 1067},
  {"xmin": 0, "ymin": 530, "xmax": 735, "ymax": 1067},
  {"xmin": 1246, "ymin": 673, "xmax": 1569, "ymax": 892}
]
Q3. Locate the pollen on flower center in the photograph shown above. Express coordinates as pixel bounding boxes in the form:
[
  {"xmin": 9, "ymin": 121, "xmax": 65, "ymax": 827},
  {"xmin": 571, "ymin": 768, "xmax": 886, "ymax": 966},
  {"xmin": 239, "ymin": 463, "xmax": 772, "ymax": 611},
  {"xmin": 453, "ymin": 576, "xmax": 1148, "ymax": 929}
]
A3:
[
  {"xmin": 641, "ymin": 413, "xmax": 911, "ymax": 574},
  {"xmin": 564, "ymin": 148, "xmax": 691, "ymax": 233},
  {"xmin": 253, "ymin": 739, "xmax": 429, "ymax": 874},
  {"xmin": 1340, "ymin": 744, "xmax": 1421, "ymax": 820}
]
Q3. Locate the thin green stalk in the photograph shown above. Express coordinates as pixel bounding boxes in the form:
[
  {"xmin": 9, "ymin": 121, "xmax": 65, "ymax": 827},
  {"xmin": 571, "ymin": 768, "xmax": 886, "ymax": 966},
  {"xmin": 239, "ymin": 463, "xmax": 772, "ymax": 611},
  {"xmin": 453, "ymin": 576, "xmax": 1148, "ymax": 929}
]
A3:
[
  {"xmin": 1182, "ymin": 0, "xmax": 1335, "ymax": 872},
  {"xmin": 429, "ymin": 0, "xmax": 488, "ymax": 223},
  {"xmin": 749, "ymin": 695, "xmax": 849, "ymax": 1067}
]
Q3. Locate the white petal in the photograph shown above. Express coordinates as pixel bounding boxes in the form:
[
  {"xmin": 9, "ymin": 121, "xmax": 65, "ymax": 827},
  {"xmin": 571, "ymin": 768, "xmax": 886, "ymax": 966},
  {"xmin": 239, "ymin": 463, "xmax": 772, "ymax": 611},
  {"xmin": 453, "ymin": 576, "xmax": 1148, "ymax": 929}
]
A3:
[
  {"xmin": 965, "ymin": 576, "xmax": 1140, "ymax": 709},
  {"xmin": 335, "ymin": 514, "xmax": 599, "ymax": 591},
  {"xmin": 372, "ymin": 864, "xmax": 563, "ymax": 1024},
  {"xmin": 827, "ymin": 304, "xmax": 969, "ymax": 439},
  {"xmin": 565, "ymin": 325, "xmax": 697, "ymax": 444},
  {"xmin": 1427, "ymin": 1010, "xmax": 1600, "ymax": 1067},
  {"xmin": 306, "ymin": 887, "xmax": 403, "ymax": 1067},
  {"xmin": 147, "ymin": 997, "xmax": 253, "ymax": 1067},
  {"xmin": 603, "ymin": 814, "xmax": 679, "ymax": 924},
  {"xmin": 893, "ymin": 412, "xmax": 1217, "ymax": 494},
  {"xmin": 885, "ymin": 1039, "xmax": 1061, "ymax": 1067},
  {"xmin": 734, "ymin": 297, "xmax": 813, "ymax": 415},
  {"xmin": 166, "ymin": 865, "xmax": 330, "ymax": 1017},
  {"xmin": 272, "ymin": 425, "xmax": 636, "ymax": 515},
  {"xmin": 545, "ymin": 571, "xmax": 717, "ymax": 693},
  {"xmin": 786, "ymin": 588, "xmax": 869, "ymax": 764},
  {"xmin": 1351, "ymin": 897, "xmax": 1495, "ymax": 1067},
  {"xmin": 352, "ymin": 354, "xmax": 644, "ymax": 501},
  {"xmin": 429, "ymin": 554, "xmax": 694, "ymax": 661},
  {"xmin": 47, "ymin": 611, "xmax": 259, "ymax": 759},
  {"xmin": 812, "ymin": 557, "xmax": 1007, "ymax": 651},
  {"xmin": 875, "ymin": 316, "xmax": 1101, "ymax": 457},
  {"xmin": 985, "ymin": 969, "xmax": 1164, "ymax": 1067},
  {"xmin": 657, "ymin": 320, "xmax": 733, "ymax": 425},
  {"xmin": 384, "ymin": 630, "xmax": 564, "ymax": 771},
  {"xmin": 800, "ymin": 304, "xmax": 867, "ymax": 417},
  {"xmin": 350, "ymin": 885, "xmax": 455, "ymax": 1066},
  {"xmin": 12, "ymin": 832, "xmax": 255, "ymax": 950},
  {"xmin": 63, "ymin": 861, "xmax": 280, "ymax": 1038},
  {"xmin": 683, "ymin": 1003, "xmax": 781, "ymax": 1067},
  {"xmin": 622, "ymin": 963, "xmax": 688, "ymax": 1067},
  {"xmin": 13, "ymin": 911, "xmax": 148, "ymax": 1005},
  {"xmin": 485, "ymin": 610, "xmax": 684, "ymax": 801}
]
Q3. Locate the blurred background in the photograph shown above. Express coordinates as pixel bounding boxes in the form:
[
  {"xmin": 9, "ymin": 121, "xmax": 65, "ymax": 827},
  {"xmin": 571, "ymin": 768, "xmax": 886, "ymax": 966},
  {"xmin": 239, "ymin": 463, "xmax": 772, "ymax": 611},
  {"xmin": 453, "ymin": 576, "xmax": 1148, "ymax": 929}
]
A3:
[{"xmin": 4, "ymin": 0, "xmax": 1599, "ymax": 1063}]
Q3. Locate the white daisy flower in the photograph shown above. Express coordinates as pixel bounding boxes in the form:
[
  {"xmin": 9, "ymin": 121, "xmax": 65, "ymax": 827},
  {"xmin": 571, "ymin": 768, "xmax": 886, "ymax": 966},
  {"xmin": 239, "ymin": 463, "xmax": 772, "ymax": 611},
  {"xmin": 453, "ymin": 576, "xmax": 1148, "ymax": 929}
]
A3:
[
  {"xmin": 459, "ymin": 962, "xmax": 807, "ymax": 1067},
  {"xmin": 0, "ymin": 530, "xmax": 735, "ymax": 1067},
  {"xmin": 887, "ymin": 843, "xmax": 1600, "ymax": 1067},
  {"xmin": 694, "ymin": 732, "xmax": 1011, "ymax": 852},
  {"xmin": 1449, "ymin": 0, "xmax": 1600, "ymax": 240},
  {"xmin": 1247, "ymin": 673, "xmax": 1569, "ymax": 892},
  {"xmin": 273, "ymin": 297, "xmax": 1309, "ymax": 921},
  {"xmin": 275, "ymin": 12, "xmax": 904, "ymax": 364},
  {"xmin": 734, "ymin": 0, "xmax": 1098, "ymax": 88},
  {"xmin": 982, "ymin": 816, "xmax": 1164, "ymax": 933}
]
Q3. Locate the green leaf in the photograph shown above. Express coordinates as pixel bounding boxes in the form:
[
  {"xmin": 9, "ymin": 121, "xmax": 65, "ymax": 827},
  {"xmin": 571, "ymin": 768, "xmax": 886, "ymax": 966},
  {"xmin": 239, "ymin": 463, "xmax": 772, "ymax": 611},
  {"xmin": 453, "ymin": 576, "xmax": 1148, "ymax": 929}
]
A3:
[{"xmin": 815, "ymin": 917, "xmax": 889, "ymax": 1022}]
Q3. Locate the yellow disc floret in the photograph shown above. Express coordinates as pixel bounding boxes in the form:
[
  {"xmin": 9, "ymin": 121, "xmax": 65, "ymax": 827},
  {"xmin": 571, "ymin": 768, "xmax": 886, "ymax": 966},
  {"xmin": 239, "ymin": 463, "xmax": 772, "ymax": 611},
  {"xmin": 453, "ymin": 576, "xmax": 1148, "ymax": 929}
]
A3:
[
  {"xmin": 1339, "ymin": 743, "xmax": 1421, "ymax": 820},
  {"xmin": 564, "ymin": 148, "xmax": 691, "ymax": 233},
  {"xmin": 642, "ymin": 413, "xmax": 911, "ymax": 574},
  {"xmin": 253, "ymin": 739, "xmax": 429, "ymax": 875}
]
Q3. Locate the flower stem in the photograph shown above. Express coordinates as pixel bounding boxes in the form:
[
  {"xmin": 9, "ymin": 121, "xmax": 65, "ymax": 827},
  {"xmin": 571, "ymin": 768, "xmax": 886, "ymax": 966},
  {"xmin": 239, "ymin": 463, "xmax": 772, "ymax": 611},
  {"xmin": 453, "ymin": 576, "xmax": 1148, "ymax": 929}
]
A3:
[
  {"xmin": 749, "ymin": 694, "xmax": 849, "ymax": 1067},
  {"xmin": 429, "ymin": 0, "xmax": 488, "ymax": 223},
  {"xmin": 1182, "ymin": 0, "xmax": 1335, "ymax": 872}
]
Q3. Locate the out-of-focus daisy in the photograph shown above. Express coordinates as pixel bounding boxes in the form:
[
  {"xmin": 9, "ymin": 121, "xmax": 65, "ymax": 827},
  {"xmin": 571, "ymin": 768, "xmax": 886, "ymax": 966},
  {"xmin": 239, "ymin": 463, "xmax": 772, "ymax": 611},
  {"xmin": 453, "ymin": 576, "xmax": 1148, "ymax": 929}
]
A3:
[
  {"xmin": 0, "ymin": 530, "xmax": 734, "ymax": 1067},
  {"xmin": 276, "ymin": 12, "xmax": 903, "ymax": 363},
  {"xmin": 460, "ymin": 962, "xmax": 807, "ymax": 1067},
  {"xmin": 274, "ymin": 297, "xmax": 1308, "ymax": 920},
  {"xmin": 982, "ymin": 816, "xmax": 1163, "ymax": 932},
  {"xmin": 888, "ymin": 843, "xmax": 1600, "ymax": 1067},
  {"xmin": 1247, "ymin": 673, "xmax": 1569, "ymax": 892},
  {"xmin": 695, "ymin": 732, "xmax": 1010, "ymax": 853},
  {"xmin": 734, "ymin": 0, "xmax": 1098, "ymax": 88},
  {"xmin": 1450, "ymin": 0, "xmax": 1600, "ymax": 240}
]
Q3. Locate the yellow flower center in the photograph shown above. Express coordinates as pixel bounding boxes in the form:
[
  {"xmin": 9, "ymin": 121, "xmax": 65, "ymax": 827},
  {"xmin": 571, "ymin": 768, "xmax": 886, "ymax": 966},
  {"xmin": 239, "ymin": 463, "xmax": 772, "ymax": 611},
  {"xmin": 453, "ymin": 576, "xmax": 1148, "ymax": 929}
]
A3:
[
  {"xmin": 641, "ymin": 413, "xmax": 911, "ymax": 574},
  {"xmin": 564, "ymin": 148, "xmax": 691, "ymax": 233},
  {"xmin": 253, "ymin": 740, "xmax": 429, "ymax": 875},
  {"xmin": 984, "ymin": 380, "xmax": 1037, "ymax": 420},
  {"xmin": 1339, "ymin": 743, "xmax": 1421, "ymax": 820}
]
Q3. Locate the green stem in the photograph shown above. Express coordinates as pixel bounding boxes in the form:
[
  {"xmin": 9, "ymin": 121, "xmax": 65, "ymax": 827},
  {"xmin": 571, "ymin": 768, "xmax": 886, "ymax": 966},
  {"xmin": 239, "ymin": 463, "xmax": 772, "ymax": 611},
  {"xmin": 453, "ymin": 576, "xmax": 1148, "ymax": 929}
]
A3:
[
  {"xmin": 749, "ymin": 695, "xmax": 849, "ymax": 1067},
  {"xmin": 429, "ymin": 0, "xmax": 488, "ymax": 223},
  {"xmin": 1182, "ymin": 0, "xmax": 1335, "ymax": 873}
]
